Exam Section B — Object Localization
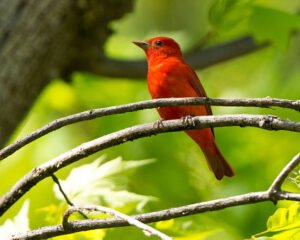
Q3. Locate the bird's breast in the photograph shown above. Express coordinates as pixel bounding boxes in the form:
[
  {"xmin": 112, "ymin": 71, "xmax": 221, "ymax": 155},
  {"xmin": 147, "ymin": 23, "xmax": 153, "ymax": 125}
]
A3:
[
  {"xmin": 147, "ymin": 69, "xmax": 171, "ymax": 99},
  {"xmin": 147, "ymin": 63, "xmax": 196, "ymax": 99},
  {"xmin": 147, "ymin": 60, "xmax": 209, "ymax": 119}
]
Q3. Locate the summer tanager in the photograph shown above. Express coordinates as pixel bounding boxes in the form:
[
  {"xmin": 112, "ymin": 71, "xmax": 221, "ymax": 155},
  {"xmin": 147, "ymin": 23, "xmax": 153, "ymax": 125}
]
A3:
[{"xmin": 133, "ymin": 36, "xmax": 234, "ymax": 180}]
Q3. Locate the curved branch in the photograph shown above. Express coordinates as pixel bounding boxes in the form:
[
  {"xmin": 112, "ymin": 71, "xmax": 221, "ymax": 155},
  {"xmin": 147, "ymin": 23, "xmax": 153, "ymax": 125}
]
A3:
[
  {"xmin": 1, "ymin": 114, "xmax": 300, "ymax": 216},
  {"xmin": 12, "ymin": 192, "xmax": 270, "ymax": 240},
  {"xmin": 1, "ymin": 97, "xmax": 299, "ymax": 160},
  {"xmin": 88, "ymin": 36, "xmax": 267, "ymax": 78},
  {"xmin": 269, "ymin": 153, "xmax": 300, "ymax": 193},
  {"xmin": 10, "ymin": 154, "xmax": 300, "ymax": 240},
  {"xmin": 63, "ymin": 206, "xmax": 172, "ymax": 240}
]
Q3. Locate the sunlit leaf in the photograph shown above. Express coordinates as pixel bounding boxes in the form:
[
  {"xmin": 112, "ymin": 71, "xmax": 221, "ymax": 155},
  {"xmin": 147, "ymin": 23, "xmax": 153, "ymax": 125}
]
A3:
[
  {"xmin": 253, "ymin": 203, "xmax": 300, "ymax": 239},
  {"xmin": 272, "ymin": 228, "xmax": 300, "ymax": 240},
  {"xmin": 267, "ymin": 203, "xmax": 300, "ymax": 232},
  {"xmin": 0, "ymin": 200, "xmax": 30, "ymax": 239},
  {"xmin": 53, "ymin": 156, "xmax": 156, "ymax": 212}
]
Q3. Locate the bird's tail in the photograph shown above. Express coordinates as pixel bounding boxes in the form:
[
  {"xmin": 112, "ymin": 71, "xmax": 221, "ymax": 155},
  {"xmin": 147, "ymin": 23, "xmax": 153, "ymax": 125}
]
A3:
[{"xmin": 186, "ymin": 129, "xmax": 235, "ymax": 180}]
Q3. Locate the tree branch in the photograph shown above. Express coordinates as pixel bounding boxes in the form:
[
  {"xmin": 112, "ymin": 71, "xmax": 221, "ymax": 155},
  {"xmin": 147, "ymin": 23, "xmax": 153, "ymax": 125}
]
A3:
[
  {"xmin": 1, "ymin": 97, "xmax": 299, "ymax": 161},
  {"xmin": 269, "ymin": 153, "xmax": 300, "ymax": 193},
  {"xmin": 1, "ymin": 114, "xmax": 300, "ymax": 217},
  {"xmin": 89, "ymin": 36, "xmax": 267, "ymax": 78},
  {"xmin": 10, "ymin": 154, "xmax": 300, "ymax": 240},
  {"xmin": 63, "ymin": 206, "xmax": 172, "ymax": 240},
  {"xmin": 50, "ymin": 173, "xmax": 88, "ymax": 219}
]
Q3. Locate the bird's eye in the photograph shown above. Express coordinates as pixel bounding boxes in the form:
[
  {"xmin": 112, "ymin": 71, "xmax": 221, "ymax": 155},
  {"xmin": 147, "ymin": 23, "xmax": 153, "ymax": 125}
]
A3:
[{"xmin": 154, "ymin": 40, "xmax": 163, "ymax": 46}]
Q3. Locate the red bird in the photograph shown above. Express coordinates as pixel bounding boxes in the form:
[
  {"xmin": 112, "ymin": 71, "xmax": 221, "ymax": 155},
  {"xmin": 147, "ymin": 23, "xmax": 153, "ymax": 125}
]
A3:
[{"xmin": 133, "ymin": 36, "xmax": 234, "ymax": 180}]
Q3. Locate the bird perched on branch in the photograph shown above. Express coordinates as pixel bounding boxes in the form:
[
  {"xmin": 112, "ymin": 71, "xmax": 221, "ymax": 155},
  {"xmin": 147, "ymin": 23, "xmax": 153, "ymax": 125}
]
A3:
[{"xmin": 133, "ymin": 36, "xmax": 234, "ymax": 180}]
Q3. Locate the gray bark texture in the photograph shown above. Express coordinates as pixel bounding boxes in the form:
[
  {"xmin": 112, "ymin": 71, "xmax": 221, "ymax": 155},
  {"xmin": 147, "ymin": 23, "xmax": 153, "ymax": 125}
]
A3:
[{"xmin": 0, "ymin": 0, "xmax": 134, "ymax": 147}]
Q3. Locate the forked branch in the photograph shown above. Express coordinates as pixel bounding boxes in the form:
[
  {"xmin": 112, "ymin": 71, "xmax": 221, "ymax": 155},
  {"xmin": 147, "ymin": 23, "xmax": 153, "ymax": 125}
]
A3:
[
  {"xmin": 1, "ymin": 114, "xmax": 300, "ymax": 217},
  {"xmin": 63, "ymin": 206, "xmax": 172, "ymax": 240},
  {"xmin": 0, "ymin": 97, "xmax": 299, "ymax": 239},
  {"xmin": 11, "ymin": 154, "xmax": 300, "ymax": 240}
]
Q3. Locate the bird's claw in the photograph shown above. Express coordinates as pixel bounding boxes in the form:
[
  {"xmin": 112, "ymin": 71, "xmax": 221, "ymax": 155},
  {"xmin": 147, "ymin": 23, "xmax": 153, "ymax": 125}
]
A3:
[
  {"xmin": 153, "ymin": 119, "xmax": 164, "ymax": 129},
  {"xmin": 181, "ymin": 115, "xmax": 195, "ymax": 127}
]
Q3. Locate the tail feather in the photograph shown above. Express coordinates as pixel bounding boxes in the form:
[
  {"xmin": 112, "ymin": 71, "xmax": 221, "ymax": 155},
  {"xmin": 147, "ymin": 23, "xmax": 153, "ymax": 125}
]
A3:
[
  {"xmin": 186, "ymin": 129, "xmax": 235, "ymax": 180},
  {"xmin": 202, "ymin": 143, "xmax": 235, "ymax": 180}
]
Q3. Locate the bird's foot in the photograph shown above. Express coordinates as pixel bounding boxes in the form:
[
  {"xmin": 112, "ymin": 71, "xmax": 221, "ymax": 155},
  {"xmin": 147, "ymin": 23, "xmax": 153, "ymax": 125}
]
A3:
[
  {"xmin": 181, "ymin": 115, "xmax": 195, "ymax": 127},
  {"xmin": 153, "ymin": 118, "xmax": 165, "ymax": 129}
]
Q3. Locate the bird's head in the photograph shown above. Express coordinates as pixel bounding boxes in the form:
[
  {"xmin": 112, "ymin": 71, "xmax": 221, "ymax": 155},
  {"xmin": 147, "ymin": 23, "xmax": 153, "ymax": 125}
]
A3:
[{"xmin": 133, "ymin": 36, "xmax": 183, "ymax": 62}]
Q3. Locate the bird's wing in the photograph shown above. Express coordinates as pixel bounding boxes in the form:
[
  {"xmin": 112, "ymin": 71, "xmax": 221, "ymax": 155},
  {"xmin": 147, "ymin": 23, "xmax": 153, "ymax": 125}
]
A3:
[
  {"xmin": 187, "ymin": 69, "xmax": 213, "ymax": 116},
  {"xmin": 187, "ymin": 68, "xmax": 215, "ymax": 137}
]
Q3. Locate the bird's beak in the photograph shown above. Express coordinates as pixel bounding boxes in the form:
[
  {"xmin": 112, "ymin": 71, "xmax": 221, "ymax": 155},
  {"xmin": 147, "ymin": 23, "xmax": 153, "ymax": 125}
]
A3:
[{"xmin": 132, "ymin": 40, "xmax": 150, "ymax": 50}]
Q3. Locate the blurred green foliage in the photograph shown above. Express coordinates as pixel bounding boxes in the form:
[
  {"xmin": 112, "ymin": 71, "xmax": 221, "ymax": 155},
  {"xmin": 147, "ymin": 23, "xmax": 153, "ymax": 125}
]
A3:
[
  {"xmin": 1, "ymin": 0, "xmax": 300, "ymax": 239},
  {"xmin": 250, "ymin": 5, "xmax": 300, "ymax": 48}
]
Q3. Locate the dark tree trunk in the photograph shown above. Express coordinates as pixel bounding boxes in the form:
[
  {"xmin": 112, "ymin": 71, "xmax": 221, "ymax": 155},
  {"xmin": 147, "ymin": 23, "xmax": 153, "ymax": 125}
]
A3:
[{"xmin": 0, "ymin": 0, "xmax": 133, "ymax": 147}]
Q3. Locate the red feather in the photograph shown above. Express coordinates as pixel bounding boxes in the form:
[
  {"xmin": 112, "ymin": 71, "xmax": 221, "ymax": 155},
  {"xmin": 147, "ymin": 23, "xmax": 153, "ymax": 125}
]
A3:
[{"xmin": 133, "ymin": 36, "xmax": 234, "ymax": 180}]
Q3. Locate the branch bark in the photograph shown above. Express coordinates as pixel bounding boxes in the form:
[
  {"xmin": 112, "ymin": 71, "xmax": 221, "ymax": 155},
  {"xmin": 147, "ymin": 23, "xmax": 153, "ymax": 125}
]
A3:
[
  {"xmin": 0, "ymin": 114, "xmax": 300, "ymax": 217},
  {"xmin": 1, "ymin": 97, "xmax": 299, "ymax": 160},
  {"xmin": 10, "ymin": 154, "xmax": 300, "ymax": 240},
  {"xmin": 63, "ymin": 206, "xmax": 172, "ymax": 240}
]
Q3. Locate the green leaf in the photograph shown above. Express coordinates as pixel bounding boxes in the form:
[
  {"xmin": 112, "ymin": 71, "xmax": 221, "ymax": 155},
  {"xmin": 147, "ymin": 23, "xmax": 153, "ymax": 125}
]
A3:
[
  {"xmin": 271, "ymin": 228, "xmax": 300, "ymax": 240},
  {"xmin": 249, "ymin": 6, "xmax": 300, "ymax": 49},
  {"xmin": 209, "ymin": 0, "xmax": 252, "ymax": 30},
  {"xmin": 267, "ymin": 203, "xmax": 300, "ymax": 232},
  {"xmin": 252, "ymin": 203, "xmax": 300, "ymax": 239}
]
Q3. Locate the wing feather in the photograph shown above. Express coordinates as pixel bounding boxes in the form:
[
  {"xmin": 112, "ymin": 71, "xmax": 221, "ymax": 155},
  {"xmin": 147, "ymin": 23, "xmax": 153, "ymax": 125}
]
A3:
[{"xmin": 187, "ymin": 68, "xmax": 215, "ymax": 136}]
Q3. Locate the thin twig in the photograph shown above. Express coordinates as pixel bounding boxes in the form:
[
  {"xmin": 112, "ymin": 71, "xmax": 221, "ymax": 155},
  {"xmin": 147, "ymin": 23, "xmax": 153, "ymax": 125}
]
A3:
[
  {"xmin": 0, "ymin": 97, "xmax": 299, "ymax": 160},
  {"xmin": 50, "ymin": 173, "xmax": 88, "ymax": 219},
  {"xmin": 50, "ymin": 174, "xmax": 74, "ymax": 206},
  {"xmin": 0, "ymin": 114, "xmax": 299, "ymax": 217},
  {"xmin": 63, "ymin": 205, "xmax": 172, "ymax": 240},
  {"xmin": 269, "ymin": 153, "xmax": 300, "ymax": 192},
  {"xmin": 9, "ymin": 153, "xmax": 300, "ymax": 240}
]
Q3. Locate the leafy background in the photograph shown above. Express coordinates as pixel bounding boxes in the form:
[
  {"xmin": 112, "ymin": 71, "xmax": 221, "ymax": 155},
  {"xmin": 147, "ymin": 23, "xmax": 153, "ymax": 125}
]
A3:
[{"xmin": 1, "ymin": 0, "xmax": 300, "ymax": 239}]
